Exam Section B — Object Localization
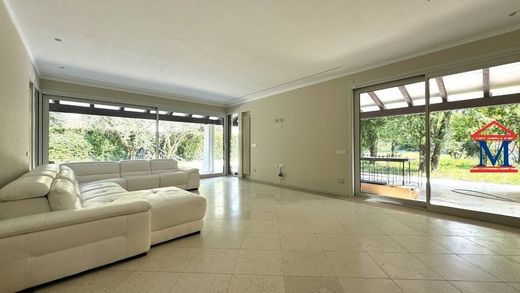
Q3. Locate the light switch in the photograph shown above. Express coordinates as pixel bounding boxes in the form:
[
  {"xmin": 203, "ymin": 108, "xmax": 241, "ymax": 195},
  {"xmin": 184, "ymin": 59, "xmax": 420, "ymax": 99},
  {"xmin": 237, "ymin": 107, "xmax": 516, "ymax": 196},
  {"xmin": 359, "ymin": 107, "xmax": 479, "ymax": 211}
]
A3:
[{"xmin": 251, "ymin": 144, "xmax": 257, "ymax": 147}]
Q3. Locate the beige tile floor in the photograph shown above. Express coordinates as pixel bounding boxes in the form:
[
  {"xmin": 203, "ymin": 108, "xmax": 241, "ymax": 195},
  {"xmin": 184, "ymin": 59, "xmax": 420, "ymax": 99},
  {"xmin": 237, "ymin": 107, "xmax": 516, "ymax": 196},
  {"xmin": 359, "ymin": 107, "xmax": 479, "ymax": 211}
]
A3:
[{"xmin": 34, "ymin": 177, "xmax": 520, "ymax": 293}]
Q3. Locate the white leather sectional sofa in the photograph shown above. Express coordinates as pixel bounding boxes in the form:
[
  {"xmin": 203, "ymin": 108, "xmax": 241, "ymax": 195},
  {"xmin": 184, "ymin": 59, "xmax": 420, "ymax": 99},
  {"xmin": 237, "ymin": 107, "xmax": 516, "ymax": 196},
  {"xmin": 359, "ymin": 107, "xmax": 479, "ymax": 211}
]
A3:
[{"xmin": 0, "ymin": 160, "xmax": 206, "ymax": 292}]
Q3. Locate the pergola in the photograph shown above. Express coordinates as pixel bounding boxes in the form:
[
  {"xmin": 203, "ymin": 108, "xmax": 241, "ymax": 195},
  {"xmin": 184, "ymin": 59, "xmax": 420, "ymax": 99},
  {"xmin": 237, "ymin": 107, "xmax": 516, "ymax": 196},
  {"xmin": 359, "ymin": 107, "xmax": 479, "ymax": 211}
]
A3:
[{"xmin": 360, "ymin": 61, "xmax": 520, "ymax": 119}]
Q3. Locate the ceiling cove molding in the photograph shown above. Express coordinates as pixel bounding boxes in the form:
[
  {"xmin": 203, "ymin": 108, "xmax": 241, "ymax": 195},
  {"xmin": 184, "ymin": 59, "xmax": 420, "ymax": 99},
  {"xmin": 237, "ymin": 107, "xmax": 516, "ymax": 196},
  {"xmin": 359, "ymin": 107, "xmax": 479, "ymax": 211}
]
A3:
[
  {"xmin": 40, "ymin": 75, "xmax": 228, "ymax": 107},
  {"xmin": 226, "ymin": 24, "xmax": 520, "ymax": 107}
]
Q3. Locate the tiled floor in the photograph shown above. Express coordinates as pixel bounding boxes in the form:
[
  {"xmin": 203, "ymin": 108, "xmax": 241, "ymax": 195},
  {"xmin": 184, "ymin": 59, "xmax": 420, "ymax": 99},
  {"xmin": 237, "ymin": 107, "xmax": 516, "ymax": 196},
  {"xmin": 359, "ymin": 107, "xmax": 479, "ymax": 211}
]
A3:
[{"xmin": 35, "ymin": 177, "xmax": 520, "ymax": 293}]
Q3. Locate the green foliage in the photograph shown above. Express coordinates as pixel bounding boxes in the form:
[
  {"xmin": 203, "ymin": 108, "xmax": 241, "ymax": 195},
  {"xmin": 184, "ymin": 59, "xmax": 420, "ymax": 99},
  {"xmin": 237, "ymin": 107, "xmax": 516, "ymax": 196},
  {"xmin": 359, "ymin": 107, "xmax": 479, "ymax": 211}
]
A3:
[
  {"xmin": 84, "ymin": 129, "xmax": 127, "ymax": 161},
  {"xmin": 360, "ymin": 118, "xmax": 385, "ymax": 156},
  {"xmin": 176, "ymin": 132, "xmax": 204, "ymax": 160},
  {"xmin": 49, "ymin": 128, "xmax": 91, "ymax": 163},
  {"xmin": 48, "ymin": 112, "xmax": 225, "ymax": 165}
]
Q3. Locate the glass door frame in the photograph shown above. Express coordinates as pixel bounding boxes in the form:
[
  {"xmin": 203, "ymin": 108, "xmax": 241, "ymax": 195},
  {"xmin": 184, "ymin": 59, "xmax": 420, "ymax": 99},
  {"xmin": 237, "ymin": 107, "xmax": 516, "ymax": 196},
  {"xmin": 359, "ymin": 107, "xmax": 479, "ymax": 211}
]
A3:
[
  {"xmin": 226, "ymin": 113, "xmax": 239, "ymax": 176},
  {"xmin": 353, "ymin": 62, "xmax": 520, "ymax": 227},
  {"xmin": 353, "ymin": 75, "xmax": 428, "ymax": 209}
]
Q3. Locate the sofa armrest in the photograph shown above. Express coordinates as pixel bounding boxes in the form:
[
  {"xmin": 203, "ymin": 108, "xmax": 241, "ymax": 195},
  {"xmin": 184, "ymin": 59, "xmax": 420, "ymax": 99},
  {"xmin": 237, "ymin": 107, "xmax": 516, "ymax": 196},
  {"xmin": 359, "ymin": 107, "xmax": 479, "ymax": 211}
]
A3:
[
  {"xmin": 178, "ymin": 168, "xmax": 199, "ymax": 174},
  {"xmin": 0, "ymin": 200, "xmax": 152, "ymax": 239},
  {"xmin": 181, "ymin": 169, "xmax": 200, "ymax": 190}
]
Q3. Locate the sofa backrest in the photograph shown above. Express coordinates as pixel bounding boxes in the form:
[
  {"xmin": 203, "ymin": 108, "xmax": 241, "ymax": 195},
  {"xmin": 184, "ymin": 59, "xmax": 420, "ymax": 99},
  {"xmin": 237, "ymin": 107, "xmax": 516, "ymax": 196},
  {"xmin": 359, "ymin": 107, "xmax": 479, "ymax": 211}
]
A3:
[
  {"xmin": 150, "ymin": 159, "xmax": 178, "ymax": 174},
  {"xmin": 120, "ymin": 160, "xmax": 152, "ymax": 177},
  {"xmin": 45, "ymin": 167, "xmax": 83, "ymax": 211},
  {"xmin": 0, "ymin": 164, "xmax": 59, "ymax": 219},
  {"xmin": 64, "ymin": 162, "xmax": 121, "ymax": 183},
  {"xmin": 0, "ymin": 164, "xmax": 58, "ymax": 201},
  {"xmin": 48, "ymin": 178, "xmax": 82, "ymax": 211}
]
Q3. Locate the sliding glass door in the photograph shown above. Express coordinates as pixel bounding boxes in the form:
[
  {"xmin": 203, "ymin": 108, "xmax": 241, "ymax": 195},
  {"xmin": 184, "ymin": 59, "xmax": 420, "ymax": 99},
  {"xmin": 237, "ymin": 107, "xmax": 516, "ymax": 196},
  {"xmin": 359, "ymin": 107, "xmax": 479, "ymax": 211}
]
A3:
[
  {"xmin": 355, "ymin": 60, "xmax": 520, "ymax": 222},
  {"xmin": 357, "ymin": 78, "xmax": 427, "ymax": 203},
  {"xmin": 428, "ymin": 63, "xmax": 520, "ymax": 218}
]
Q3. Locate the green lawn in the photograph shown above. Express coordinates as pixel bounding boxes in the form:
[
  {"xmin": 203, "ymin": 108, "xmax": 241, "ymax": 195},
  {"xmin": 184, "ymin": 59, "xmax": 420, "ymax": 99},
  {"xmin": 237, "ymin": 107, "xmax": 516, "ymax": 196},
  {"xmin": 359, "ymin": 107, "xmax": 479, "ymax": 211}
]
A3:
[
  {"xmin": 433, "ymin": 154, "xmax": 520, "ymax": 185},
  {"xmin": 371, "ymin": 152, "xmax": 520, "ymax": 186}
]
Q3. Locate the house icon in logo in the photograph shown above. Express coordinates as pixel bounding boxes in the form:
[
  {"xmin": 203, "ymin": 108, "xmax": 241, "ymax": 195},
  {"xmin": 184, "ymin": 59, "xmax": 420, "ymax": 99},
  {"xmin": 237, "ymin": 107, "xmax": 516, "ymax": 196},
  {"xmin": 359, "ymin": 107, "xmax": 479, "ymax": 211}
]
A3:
[{"xmin": 470, "ymin": 121, "xmax": 518, "ymax": 173}]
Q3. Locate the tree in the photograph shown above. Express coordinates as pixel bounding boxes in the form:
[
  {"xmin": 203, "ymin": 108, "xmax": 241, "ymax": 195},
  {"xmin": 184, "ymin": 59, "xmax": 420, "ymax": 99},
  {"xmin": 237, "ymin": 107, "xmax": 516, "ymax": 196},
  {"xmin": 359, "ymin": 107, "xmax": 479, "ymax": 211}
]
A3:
[
  {"xmin": 84, "ymin": 129, "xmax": 127, "ymax": 161},
  {"xmin": 429, "ymin": 111, "xmax": 452, "ymax": 171},
  {"xmin": 88, "ymin": 116, "xmax": 156, "ymax": 159},
  {"xmin": 159, "ymin": 122, "xmax": 204, "ymax": 160},
  {"xmin": 360, "ymin": 118, "xmax": 385, "ymax": 156},
  {"xmin": 49, "ymin": 128, "xmax": 91, "ymax": 162}
]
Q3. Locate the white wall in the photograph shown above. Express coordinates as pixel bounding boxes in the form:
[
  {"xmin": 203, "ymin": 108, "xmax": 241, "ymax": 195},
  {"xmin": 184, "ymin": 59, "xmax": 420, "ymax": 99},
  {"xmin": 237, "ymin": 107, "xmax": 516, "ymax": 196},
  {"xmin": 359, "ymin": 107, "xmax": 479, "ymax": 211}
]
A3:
[
  {"xmin": 0, "ymin": 0, "xmax": 38, "ymax": 187},
  {"xmin": 231, "ymin": 29, "xmax": 520, "ymax": 196}
]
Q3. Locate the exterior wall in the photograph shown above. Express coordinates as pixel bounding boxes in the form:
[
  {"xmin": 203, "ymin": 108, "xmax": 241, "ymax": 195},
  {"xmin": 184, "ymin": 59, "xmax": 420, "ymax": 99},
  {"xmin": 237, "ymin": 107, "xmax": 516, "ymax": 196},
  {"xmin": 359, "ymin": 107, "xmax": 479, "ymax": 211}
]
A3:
[
  {"xmin": 230, "ymin": 29, "xmax": 520, "ymax": 196},
  {"xmin": 0, "ymin": 1, "xmax": 38, "ymax": 187}
]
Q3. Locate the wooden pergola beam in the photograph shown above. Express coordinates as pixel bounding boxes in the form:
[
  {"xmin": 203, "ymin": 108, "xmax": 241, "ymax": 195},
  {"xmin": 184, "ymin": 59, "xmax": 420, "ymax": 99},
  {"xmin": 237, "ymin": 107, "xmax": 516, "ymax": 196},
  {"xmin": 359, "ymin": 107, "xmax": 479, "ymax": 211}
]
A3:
[
  {"xmin": 435, "ymin": 77, "xmax": 448, "ymax": 102},
  {"xmin": 360, "ymin": 92, "xmax": 520, "ymax": 119},
  {"xmin": 483, "ymin": 68, "xmax": 490, "ymax": 98},
  {"xmin": 398, "ymin": 85, "xmax": 414, "ymax": 107},
  {"xmin": 367, "ymin": 92, "xmax": 386, "ymax": 110}
]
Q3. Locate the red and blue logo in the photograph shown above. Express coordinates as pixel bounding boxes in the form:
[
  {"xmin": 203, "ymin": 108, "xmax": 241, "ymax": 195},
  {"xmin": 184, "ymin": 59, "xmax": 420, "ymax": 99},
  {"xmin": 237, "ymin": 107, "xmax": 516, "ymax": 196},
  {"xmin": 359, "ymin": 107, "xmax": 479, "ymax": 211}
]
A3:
[{"xmin": 470, "ymin": 121, "xmax": 518, "ymax": 173}]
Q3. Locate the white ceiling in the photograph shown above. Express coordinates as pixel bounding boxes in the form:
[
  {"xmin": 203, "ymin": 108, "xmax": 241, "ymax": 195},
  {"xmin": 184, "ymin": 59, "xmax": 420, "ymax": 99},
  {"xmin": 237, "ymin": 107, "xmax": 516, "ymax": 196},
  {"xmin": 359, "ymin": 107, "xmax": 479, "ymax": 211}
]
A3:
[{"xmin": 6, "ymin": 0, "xmax": 520, "ymax": 106}]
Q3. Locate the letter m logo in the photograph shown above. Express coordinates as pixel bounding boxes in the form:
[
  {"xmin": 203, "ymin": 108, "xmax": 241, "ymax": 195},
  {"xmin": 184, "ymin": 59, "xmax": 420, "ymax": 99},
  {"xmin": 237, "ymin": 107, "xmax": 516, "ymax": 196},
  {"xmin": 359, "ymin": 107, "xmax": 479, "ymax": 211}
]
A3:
[{"xmin": 470, "ymin": 121, "xmax": 518, "ymax": 173}]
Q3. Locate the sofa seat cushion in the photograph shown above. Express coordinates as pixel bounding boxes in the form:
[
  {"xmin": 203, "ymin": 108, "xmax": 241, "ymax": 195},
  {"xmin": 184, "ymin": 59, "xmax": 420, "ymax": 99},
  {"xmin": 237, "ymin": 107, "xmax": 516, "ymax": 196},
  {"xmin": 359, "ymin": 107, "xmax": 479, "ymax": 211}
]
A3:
[
  {"xmin": 80, "ymin": 182, "xmax": 128, "ymax": 203},
  {"xmin": 125, "ymin": 175, "xmax": 160, "ymax": 191},
  {"xmin": 112, "ymin": 187, "xmax": 207, "ymax": 231}
]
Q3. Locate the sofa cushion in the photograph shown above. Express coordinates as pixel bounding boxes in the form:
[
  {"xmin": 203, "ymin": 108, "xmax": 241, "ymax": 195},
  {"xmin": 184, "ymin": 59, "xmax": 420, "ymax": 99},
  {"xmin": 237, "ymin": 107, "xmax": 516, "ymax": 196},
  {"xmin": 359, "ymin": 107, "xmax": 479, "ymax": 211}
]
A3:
[
  {"xmin": 56, "ymin": 168, "xmax": 76, "ymax": 184},
  {"xmin": 22, "ymin": 164, "xmax": 60, "ymax": 178},
  {"xmin": 120, "ymin": 160, "xmax": 152, "ymax": 177},
  {"xmin": 158, "ymin": 172, "xmax": 189, "ymax": 188},
  {"xmin": 0, "ymin": 197, "xmax": 52, "ymax": 220},
  {"xmin": 79, "ymin": 182, "xmax": 127, "ymax": 202},
  {"xmin": 95, "ymin": 177, "xmax": 127, "ymax": 189},
  {"xmin": 113, "ymin": 187, "xmax": 207, "ymax": 231},
  {"xmin": 0, "ymin": 165, "xmax": 59, "ymax": 201},
  {"xmin": 150, "ymin": 159, "xmax": 178, "ymax": 174},
  {"xmin": 48, "ymin": 178, "xmax": 82, "ymax": 210},
  {"xmin": 125, "ymin": 175, "xmax": 160, "ymax": 191},
  {"xmin": 64, "ymin": 162, "xmax": 121, "ymax": 183}
]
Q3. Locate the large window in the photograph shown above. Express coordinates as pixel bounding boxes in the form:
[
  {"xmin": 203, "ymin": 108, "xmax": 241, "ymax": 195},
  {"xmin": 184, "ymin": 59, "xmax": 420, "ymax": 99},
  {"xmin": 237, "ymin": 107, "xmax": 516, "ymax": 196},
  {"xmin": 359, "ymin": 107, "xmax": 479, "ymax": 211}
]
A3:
[
  {"xmin": 159, "ymin": 119, "xmax": 224, "ymax": 175},
  {"xmin": 46, "ymin": 98, "xmax": 225, "ymax": 175},
  {"xmin": 356, "ymin": 61, "xmax": 520, "ymax": 219}
]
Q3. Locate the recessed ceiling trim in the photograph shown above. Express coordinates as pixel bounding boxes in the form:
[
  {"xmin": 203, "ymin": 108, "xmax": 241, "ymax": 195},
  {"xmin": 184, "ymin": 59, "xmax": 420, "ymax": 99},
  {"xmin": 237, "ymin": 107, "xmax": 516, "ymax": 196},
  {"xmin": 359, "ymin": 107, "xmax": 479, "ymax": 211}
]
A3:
[
  {"xmin": 237, "ymin": 66, "xmax": 343, "ymax": 99},
  {"xmin": 228, "ymin": 23, "xmax": 520, "ymax": 107}
]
